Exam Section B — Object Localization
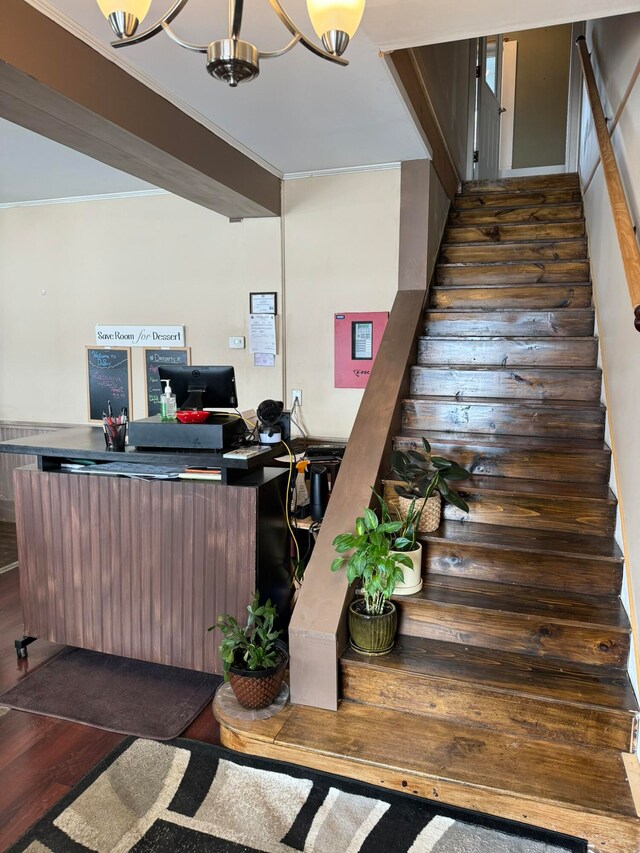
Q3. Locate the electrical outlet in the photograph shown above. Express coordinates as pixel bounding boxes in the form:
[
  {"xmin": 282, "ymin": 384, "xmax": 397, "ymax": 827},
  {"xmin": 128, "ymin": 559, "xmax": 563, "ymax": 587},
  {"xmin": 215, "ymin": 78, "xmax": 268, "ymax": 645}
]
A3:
[
  {"xmin": 228, "ymin": 336, "xmax": 245, "ymax": 349},
  {"xmin": 291, "ymin": 389, "xmax": 302, "ymax": 406}
]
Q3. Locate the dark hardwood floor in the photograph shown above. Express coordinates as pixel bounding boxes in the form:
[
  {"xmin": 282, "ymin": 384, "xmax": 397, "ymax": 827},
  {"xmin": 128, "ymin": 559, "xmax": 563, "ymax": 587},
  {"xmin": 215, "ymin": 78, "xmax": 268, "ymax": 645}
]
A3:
[
  {"xmin": 0, "ymin": 547, "xmax": 221, "ymax": 852},
  {"xmin": 0, "ymin": 523, "xmax": 18, "ymax": 570}
]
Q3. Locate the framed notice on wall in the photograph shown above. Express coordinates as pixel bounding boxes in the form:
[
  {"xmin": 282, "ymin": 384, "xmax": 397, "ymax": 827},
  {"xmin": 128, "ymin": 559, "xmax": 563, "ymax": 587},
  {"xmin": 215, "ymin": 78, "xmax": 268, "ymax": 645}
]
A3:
[
  {"xmin": 144, "ymin": 347, "xmax": 191, "ymax": 416},
  {"xmin": 86, "ymin": 346, "xmax": 132, "ymax": 423}
]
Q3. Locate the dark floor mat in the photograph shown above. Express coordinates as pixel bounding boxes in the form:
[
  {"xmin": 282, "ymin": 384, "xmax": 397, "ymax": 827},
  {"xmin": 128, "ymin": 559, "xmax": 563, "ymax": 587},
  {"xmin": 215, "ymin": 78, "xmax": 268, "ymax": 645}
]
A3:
[{"xmin": 0, "ymin": 646, "xmax": 221, "ymax": 739}]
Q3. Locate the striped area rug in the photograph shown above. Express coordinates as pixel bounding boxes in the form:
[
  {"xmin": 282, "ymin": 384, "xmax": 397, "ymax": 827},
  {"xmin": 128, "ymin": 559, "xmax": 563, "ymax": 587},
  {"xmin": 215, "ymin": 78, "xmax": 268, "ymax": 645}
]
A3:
[{"xmin": 10, "ymin": 737, "xmax": 586, "ymax": 852}]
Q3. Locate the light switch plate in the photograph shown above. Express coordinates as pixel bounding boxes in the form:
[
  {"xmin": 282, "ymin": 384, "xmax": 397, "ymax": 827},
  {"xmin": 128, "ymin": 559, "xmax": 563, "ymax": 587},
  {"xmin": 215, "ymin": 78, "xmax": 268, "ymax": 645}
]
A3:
[{"xmin": 229, "ymin": 336, "xmax": 245, "ymax": 349}]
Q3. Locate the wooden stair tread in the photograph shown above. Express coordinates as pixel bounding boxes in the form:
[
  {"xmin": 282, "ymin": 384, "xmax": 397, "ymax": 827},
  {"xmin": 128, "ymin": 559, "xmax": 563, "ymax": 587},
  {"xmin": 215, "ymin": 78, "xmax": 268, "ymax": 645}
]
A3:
[
  {"xmin": 425, "ymin": 474, "xmax": 614, "ymax": 501},
  {"xmin": 217, "ymin": 701, "xmax": 639, "ymax": 825},
  {"xmin": 430, "ymin": 285, "xmax": 593, "ymax": 310},
  {"xmin": 417, "ymin": 335, "xmax": 598, "ymax": 344},
  {"xmin": 441, "ymin": 238, "xmax": 586, "ymax": 249},
  {"xmin": 396, "ymin": 428, "xmax": 608, "ymax": 452},
  {"xmin": 405, "ymin": 393, "xmax": 604, "ymax": 411},
  {"xmin": 341, "ymin": 635, "xmax": 638, "ymax": 714},
  {"xmin": 453, "ymin": 190, "xmax": 583, "ymax": 209},
  {"xmin": 424, "ymin": 309, "xmax": 595, "ymax": 337},
  {"xmin": 421, "ymin": 519, "xmax": 623, "ymax": 562},
  {"xmin": 407, "ymin": 576, "xmax": 629, "ymax": 629},
  {"xmin": 444, "ymin": 221, "xmax": 586, "ymax": 244},
  {"xmin": 449, "ymin": 203, "xmax": 584, "ymax": 225},
  {"xmin": 462, "ymin": 174, "xmax": 580, "ymax": 194}
]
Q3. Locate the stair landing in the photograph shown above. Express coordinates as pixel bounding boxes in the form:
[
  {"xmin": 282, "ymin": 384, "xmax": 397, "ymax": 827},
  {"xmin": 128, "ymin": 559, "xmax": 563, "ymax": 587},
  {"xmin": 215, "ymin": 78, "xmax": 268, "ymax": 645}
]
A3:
[{"xmin": 215, "ymin": 700, "xmax": 640, "ymax": 853}]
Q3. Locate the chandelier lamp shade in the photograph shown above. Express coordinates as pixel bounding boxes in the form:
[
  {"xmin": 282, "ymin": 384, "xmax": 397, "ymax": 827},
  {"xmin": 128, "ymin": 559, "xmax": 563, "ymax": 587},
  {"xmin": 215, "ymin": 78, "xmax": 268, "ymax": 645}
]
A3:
[{"xmin": 96, "ymin": 0, "xmax": 367, "ymax": 87}]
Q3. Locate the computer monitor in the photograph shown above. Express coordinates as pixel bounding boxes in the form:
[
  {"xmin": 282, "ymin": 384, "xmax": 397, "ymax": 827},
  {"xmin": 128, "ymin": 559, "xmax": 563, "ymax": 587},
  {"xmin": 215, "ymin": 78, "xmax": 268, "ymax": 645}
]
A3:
[{"xmin": 158, "ymin": 365, "xmax": 237, "ymax": 410}]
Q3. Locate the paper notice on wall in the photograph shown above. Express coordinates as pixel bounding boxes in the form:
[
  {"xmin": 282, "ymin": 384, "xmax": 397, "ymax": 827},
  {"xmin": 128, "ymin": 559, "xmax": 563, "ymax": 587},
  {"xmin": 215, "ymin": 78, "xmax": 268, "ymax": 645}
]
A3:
[
  {"xmin": 248, "ymin": 314, "xmax": 276, "ymax": 354},
  {"xmin": 254, "ymin": 353, "xmax": 275, "ymax": 367}
]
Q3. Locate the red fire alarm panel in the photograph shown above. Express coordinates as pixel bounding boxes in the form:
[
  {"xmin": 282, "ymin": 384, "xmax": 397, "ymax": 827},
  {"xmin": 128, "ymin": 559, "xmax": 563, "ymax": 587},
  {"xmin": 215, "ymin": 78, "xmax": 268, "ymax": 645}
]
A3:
[{"xmin": 334, "ymin": 311, "xmax": 388, "ymax": 389}]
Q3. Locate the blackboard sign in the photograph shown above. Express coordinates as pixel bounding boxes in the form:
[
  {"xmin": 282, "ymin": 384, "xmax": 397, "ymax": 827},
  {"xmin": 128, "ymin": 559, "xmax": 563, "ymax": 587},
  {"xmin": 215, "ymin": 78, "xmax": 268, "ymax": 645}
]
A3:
[
  {"xmin": 144, "ymin": 347, "xmax": 191, "ymax": 416},
  {"xmin": 86, "ymin": 347, "xmax": 132, "ymax": 423}
]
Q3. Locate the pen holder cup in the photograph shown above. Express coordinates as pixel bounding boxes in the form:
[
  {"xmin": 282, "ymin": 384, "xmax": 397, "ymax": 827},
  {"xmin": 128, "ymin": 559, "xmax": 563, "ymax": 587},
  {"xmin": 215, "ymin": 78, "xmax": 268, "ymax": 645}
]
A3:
[{"xmin": 104, "ymin": 423, "xmax": 127, "ymax": 452}]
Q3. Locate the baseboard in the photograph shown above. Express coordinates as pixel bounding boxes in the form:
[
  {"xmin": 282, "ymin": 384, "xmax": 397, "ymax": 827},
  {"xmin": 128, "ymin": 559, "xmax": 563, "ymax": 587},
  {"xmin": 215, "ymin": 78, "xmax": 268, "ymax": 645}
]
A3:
[{"xmin": 498, "ymin": 165, "xmax": 567, "ymax": 177}]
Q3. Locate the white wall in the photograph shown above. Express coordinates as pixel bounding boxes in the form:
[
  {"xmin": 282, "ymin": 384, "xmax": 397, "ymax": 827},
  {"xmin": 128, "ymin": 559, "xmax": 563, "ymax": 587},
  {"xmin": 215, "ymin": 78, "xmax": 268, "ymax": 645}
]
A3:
[
  {"xmin": 283, "ymin": 169, "xmax": 401, "ymax": 440},
  {"xmin": 0, "ymin": 168, "xmax": 402, "ymax": 439},
  {"xmin": 579, "ymin": 12, "xmax": 640, "ymax": 680}
]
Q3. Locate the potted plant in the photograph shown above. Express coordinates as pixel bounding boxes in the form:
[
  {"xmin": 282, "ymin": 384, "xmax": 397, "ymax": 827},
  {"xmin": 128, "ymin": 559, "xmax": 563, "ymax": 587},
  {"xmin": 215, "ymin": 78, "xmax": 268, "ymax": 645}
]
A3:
[
  {"xmin": 210, "ymin": 591, "xmax": 288, "ymax": 710},
  {"xmin": 377, "ymin": 491, "xmax": 425, "ymax": 595},
  {"xmin": 389, "ymin": 438, "xmax": 470, "ymax": 533},
  {"xmin": 332, "ymin": 505, "xmax": 413, "ymax": 655}
]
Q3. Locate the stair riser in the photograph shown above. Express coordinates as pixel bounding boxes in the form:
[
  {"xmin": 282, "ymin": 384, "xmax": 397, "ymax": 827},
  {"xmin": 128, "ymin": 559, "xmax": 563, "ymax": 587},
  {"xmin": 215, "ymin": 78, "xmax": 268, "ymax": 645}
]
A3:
[
  {"xmin": 443, "ymin": 494, "xmax": 616, "ymax": 537},
  {"xmin": 454, "ymin": 190, "xmax": 583, "ymax": 209},
  {"xmin": 441, "ymin": 240, "xmax": 587, "ymax": 264},
  {"xmin": 431, "ymin": 285, "xmax": 592, "ymax": 310},
  {"xmin": 397, "ymin": 602, "xmax": 630, "ymax": 668},
  {"xmin": 418, "ymin": 337, "xmax": 598, "ymax": 367},
  {"xmin": 444, "ymin": 221, "xmax": 586, "ymax": 244},
  {"xmin": 410, "ymin": 367, "xmax": 602, "ymax": 402},
  {"xmin": 393, "ymin": 437, "xmax": 611, "ymax": 484},
  {"xmin": 403, "ymin": 400, "xmax": 605, "ymax": 440},
  {"xmin": 449, "ymin": 203, "xmax": 583, "ymax": 225},
  {"xmin": 424, "ymin": 543, "xmax": 623, "ymax": 596},
  {"xmin": 424, "ymin": 310, "xmax": 595, "ymax": 337},
  {"xmin": 436, "ymin": 261, "xmax": 590, "ymax": 286},
  {"xmin": 341, "ymin": 665, "xmax": 635, "ymax": 752},
  {"xmin": 461, "ymin": 175, "xmax": 580, "ymax": 194}
]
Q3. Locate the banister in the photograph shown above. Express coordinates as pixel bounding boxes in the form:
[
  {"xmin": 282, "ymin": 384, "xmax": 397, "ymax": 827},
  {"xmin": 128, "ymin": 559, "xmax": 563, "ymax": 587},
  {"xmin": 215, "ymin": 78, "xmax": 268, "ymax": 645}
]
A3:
[
  {"xmin": 288, "ymin": 288, "xmax": 427, "ymax": 710},
  {"xmin": 576, "ymin": 36, "xmax": 640, "ymax": 332}
]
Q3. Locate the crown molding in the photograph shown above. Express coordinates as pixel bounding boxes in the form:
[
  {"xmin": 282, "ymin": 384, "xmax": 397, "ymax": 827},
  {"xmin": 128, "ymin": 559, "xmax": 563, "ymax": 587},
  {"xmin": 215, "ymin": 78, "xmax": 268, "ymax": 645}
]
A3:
[
  {"xmin": 284, "ymin": 161, "xmax": 402, "ymax": 180},
  {"xmin": 0, "ymin": 188, "xmax": 169, "ymax": 209},
  {"xmin": 23, "ymin": 0, "xmax": 283, "ymax": 180}
]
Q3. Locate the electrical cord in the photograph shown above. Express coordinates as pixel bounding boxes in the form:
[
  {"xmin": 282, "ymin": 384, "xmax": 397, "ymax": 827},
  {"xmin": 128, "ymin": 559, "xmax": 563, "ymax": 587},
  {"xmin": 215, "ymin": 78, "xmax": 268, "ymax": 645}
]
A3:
[
  {"xmin": 281, "ymin": 439, "xmax": 301, "ymax": 569},
  {"xmin": 289, "ymin": 398, "xmax": 307, "ymax": 438}
]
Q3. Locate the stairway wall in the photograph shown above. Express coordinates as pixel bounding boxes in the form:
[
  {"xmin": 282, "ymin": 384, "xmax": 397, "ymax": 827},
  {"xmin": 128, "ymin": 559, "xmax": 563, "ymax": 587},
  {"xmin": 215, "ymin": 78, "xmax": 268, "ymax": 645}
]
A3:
[{"xmin": 579, "ymin": 13, "xmax": 640, "ymax": 690}]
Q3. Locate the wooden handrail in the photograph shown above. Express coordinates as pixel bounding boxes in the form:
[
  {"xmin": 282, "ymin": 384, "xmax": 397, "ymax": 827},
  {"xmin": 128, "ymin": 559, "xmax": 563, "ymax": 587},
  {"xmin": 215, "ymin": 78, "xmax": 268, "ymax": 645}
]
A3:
[
  {"xmin": 288, "ymin": 288, "xmax": 427, "ymax": 710},
  {"xmin": 576, "ymin": 36, "xmax": 640, "ymax": 331}
]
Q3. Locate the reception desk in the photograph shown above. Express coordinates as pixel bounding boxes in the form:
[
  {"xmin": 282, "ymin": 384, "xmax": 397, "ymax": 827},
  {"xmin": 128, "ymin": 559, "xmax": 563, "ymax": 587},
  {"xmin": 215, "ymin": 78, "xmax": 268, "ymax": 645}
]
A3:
[{"xmin": 0, "ymin": 428, "xmax": 291, "ymax": 675}]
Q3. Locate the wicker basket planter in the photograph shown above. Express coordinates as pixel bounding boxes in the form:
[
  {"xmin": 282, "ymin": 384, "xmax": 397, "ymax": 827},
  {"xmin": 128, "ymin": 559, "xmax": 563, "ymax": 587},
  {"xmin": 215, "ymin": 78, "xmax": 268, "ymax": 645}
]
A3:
[
  {"xmin": 397, "ymin": 493, "xmax": 441, "ymax": 533},
  {"xmin": 227, "ymin": 647, "xmax": 288, "ymax": 710}
]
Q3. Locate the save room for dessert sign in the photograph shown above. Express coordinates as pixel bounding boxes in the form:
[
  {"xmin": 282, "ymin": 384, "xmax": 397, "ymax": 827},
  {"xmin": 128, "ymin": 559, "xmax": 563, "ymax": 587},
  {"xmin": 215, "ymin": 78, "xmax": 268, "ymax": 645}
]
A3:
[{"xmin": 95, "ymin": 325, "xmax": 185, "ymax": 347}]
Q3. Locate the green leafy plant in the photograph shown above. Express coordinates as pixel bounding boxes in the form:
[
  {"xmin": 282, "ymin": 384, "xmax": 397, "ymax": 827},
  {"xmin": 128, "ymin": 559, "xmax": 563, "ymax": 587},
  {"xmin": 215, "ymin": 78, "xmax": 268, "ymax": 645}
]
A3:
[
  {"xmin": 390, "ymin": 437, "xmax": 470, "ymax": 514},
  {"xmin": 331, "ymin": 504, "xmax": 413, "ymax": 615},
  {"xmin": 377, "ymin": 491, "xmax": 422, "ymax": 552},
  {"xmin": 209, "ymin": 591, "xmax": 283, "ymax": 680}
]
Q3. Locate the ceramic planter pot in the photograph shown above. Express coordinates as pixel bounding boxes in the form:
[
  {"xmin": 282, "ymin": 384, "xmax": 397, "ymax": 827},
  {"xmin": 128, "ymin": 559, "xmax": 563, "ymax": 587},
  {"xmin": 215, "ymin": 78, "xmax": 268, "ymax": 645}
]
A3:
[
  {"xmin": 391, "ymin": 542, "xmax": 423, "ymax": 595},
  {"xmin": 227, "ymin": 648, "xmax": 288, "ymax": 710},
  {"xmin": 397, "ymin": 493, "xmax": 441, "ymax": 533},
  {"xmin": 348, "ymin": 599, "xmax": 397, "ymax": 655}
]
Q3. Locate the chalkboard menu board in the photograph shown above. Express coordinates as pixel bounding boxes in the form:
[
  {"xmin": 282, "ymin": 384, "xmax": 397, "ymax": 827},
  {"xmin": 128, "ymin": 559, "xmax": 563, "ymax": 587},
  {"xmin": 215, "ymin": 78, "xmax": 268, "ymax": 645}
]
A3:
[
  {"xmin": 86, "ymin": 347, "xmax": 132, "ymax": 423},
  {"xmin": 144, "ymin": 347, "xmax": 191, "ymax": 416}
]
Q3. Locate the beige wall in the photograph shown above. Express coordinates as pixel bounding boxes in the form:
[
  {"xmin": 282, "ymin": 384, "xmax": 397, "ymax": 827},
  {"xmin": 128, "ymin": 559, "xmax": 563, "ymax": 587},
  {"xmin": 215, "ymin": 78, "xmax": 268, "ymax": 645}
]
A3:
[
  {"xmin": 0, "ymin": 195, "xmax": 283, "ymax": 424},
  {"xmin": 414, "ymin": 40, "xmax": 474, "ymax": 179},
  {"xmin": 0, "ymin": 168, "xmax": 402, "ymax": 440},
  {"xmin": 579, "ymin": 12, "xmax": 640, "ymax": 682},
  {"xmin": 504, "ymin": 25, "xmax": 572, "ymax": 168},
  {"xmin": 283, "ymin": 169, "xmax": 401, "ymax": 440}
]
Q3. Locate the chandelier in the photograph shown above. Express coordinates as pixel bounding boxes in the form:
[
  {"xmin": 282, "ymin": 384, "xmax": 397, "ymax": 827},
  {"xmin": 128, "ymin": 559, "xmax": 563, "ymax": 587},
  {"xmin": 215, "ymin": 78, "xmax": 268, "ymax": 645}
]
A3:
[{"xmin": 96, "ymin": 0, "xmax": 366, "ymax": 87}]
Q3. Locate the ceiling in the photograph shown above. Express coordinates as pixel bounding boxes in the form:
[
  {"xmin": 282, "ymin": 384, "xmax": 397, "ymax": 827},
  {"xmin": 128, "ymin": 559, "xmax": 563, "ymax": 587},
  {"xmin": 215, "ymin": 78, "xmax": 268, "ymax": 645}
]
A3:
[
  {"xmin": 2, "ymin": 0, "xmax": 639, "ymax": 204},
  {"xmin": 0, "ymin": 118, "xmax": 155, "ymax": 204}
]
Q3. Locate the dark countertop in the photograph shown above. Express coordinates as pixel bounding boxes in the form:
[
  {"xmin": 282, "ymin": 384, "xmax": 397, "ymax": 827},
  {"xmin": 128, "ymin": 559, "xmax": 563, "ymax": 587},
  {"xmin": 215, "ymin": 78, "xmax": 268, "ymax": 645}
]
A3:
[{"xmin": 0, "ymin": 426, "xmax": 287, "ymax": 472}]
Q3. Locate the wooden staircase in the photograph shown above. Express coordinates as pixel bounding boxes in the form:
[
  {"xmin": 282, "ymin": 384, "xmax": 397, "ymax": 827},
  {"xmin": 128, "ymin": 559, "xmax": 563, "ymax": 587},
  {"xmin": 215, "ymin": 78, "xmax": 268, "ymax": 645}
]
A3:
[{"xmin": 217, "ymin": 173, "xmax": 640, "ymax": 853}]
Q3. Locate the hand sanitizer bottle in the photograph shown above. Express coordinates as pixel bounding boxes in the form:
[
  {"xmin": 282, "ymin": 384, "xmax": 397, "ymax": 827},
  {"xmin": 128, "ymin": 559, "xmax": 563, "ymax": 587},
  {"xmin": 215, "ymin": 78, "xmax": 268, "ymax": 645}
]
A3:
[{"xmin": 160, "ymin": 379, "xmax": 177, "ymax": 421}]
